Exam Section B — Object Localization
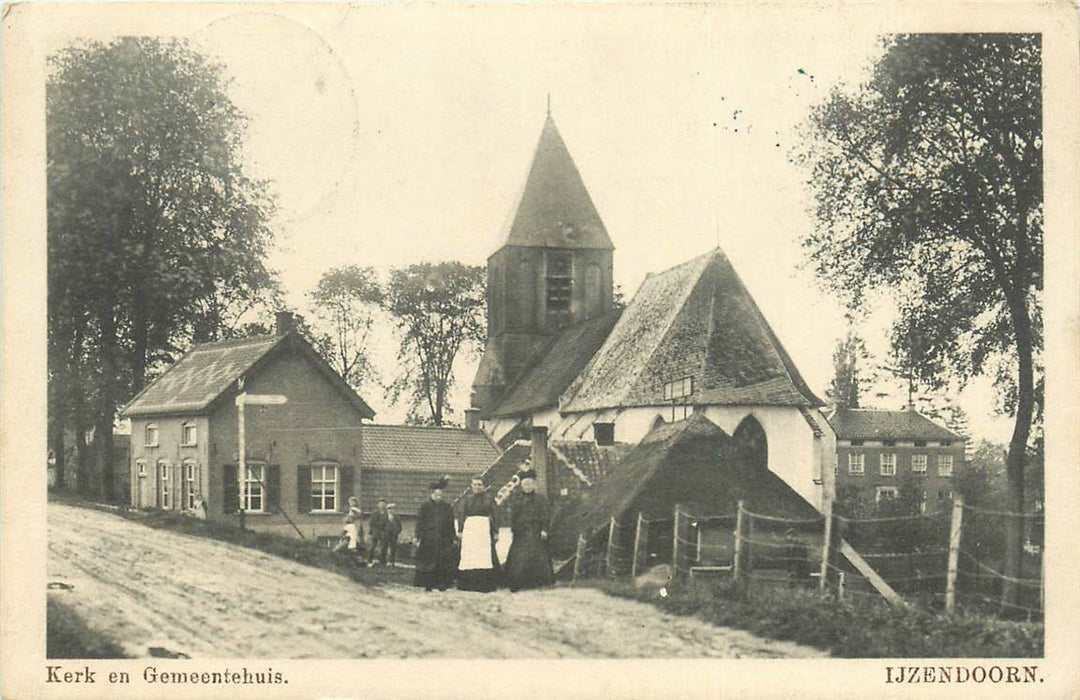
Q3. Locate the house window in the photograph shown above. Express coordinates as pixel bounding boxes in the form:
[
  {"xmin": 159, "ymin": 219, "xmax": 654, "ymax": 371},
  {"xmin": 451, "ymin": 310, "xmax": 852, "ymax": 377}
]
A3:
[
  {"xmin": 145, "ymin": 424, "xmax": 159, "ymax": 447},
  {"xmin": 911, "ymin": 454, "xmax": 928, "ymax": 475},
  {"xmin": 875, "ymin": 486, "xmax": 899, "ymax": 503},
  {"xmin": 938, "ymin": 454, "xmax": 954, "ymax": 477},
  {"xmin": 184, "ymin": 462, "xmax": 196, "ymax": 510},
  {"xmin": 243, "ymin": 464, "xmax": 265, "ymax": 513},
  {"xmin": 546, "ymin": 251, "xmax": 572, "ymax": 312},
  {"xmin": 137, "ymin": 461, "xmax": 147, "ymax": 478},
  {"xmin": 848, "ymin": 453, "xmax": 864, "ymax": 475},
  {"xmin": 883, "ymin": 440, "xmax": 896, "ymax": 447},
  {"xmin": 310, "ymin": 463, "xmax": 339, "ymax": 513},
  {"xmin": 850, "ymin": 439, "xmax": 864, "ymax": 447},
  {"xmin": 593, "ymin": 423, "xmax": 615, "ymax": 446},
  {"xmin": 880, "ymin": 453, "xmax": 897, "ymax": 476},
  {"xmin": 159, "ymin": 462, "xmax": 171, "ymax": 509},
  {"xmin": 913, "ymin": 440, "xmax": 927, "ymax": 448},
  {"xmin": 181, "ymin": 422, "xmax": 197, "ymax": 446},
  {"xmin": 663, "ymin": 376, "xmax": 694, "ymax": 401},
  {"xmin": 938, "ymin": 489, "xmax": 953, "ymax": 502}
]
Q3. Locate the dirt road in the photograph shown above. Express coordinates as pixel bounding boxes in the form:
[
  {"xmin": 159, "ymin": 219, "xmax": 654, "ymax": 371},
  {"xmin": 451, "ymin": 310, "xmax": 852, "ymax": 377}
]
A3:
[{"xmin": 47, "ymin": 503, "xmax": 825, "ymax": 659}]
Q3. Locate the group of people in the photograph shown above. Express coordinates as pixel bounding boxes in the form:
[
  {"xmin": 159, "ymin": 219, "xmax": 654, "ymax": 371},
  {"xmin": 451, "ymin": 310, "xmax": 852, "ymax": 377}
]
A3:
[
  {"xmin": 413, "ymin": 469, "xmax": 553, "ymax": 593},
  {"xmin": 334, "ymin": 495, "xmax": 403, "ymax": 567}
]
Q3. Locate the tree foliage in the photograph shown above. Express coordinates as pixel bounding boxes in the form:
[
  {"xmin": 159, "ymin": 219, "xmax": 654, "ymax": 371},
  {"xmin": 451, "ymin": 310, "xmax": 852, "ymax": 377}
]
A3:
[
  {"xmin": 307, "ymin": 266, "xmax": 383, "ymax": 392},
  {"xmin": 47, "ymin": 37, "xmax": 277, "ymax": 498},
  {"xmin": 827, "ymin": 331, "xmax": 875, "ymax": 409},
  {"xmin": 383, "ymin": 262, "xmax": 485, "ymax": 426},
  {"xmin": 797, "ymin": 34, "xmax": 1042, "ymax": 603}
]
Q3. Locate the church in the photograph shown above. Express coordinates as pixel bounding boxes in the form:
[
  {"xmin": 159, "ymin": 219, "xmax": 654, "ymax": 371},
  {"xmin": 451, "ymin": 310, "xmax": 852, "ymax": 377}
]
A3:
[{"xmin": 469, "ymin": 111, "xmax": 837, "ymax": 540}]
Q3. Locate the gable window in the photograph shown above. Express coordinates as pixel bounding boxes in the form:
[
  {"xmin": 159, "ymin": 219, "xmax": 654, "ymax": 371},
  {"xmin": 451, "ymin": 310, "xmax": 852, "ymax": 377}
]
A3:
[
  {"xmin": 181, "ymin": 422, "xmax": 197, "ymax": 446},
  {"xmin": 593, "ymin": 423, "xmax": 615, "ymax": 446},
  {"xmin": 243, "ymin": 464, "xmax": 265, "ymax": 513},
  {"xmin": 880, "ymin": 453, "xmax": 897, "ymax": 476},
  {"xmin": 848, "ymin": 453, "xmax": 864, "ymax": 475},
  {"xmin": 911, "ymin": 454, "xmax": 928, "ymax": 475},
  {"xmin": 663, "ymin": 376, "xmax": 694, "ymax": 401},
  {"xmin": 545, "ymin": 251, "xmax": 572, "ymax": 312},
  {"xmin": 145, "ymin": 424, "xmax": 159, "ymax": 447},
  {"xmin": 311, "ymin": 463, "xmax": 339, "ymax": 513},
  {"xmin": 183, "ymin": 461, "xmax": 197, "ymax": 510},
  {"xmin": 937, "ymin": 454, "xmax": 954, "ymax": 477},
  {"xmin": 159, "ymin": 462, "xmax": 171, "ymax": 509},
  {"xmin": 875, "ymin": 486, "xmax": 899, "ymax": 503}
]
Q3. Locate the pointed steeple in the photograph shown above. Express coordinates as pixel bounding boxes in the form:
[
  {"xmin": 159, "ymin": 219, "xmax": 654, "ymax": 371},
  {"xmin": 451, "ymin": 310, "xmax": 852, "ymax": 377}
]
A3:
[{"xmin": 499, "ymin": 114, "xmax": 613, "ymax": 250}]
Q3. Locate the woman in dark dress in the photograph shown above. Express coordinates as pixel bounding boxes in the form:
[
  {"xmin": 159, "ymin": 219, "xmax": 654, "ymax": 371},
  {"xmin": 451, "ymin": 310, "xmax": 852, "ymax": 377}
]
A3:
[
  {"xmin": 503, "ymin": 469, "xmax": 553, "ymax": 591},
  {"xmin": 413, "ymin": 476, "xmax": 457, "ymax": 591},
  {"xmin": 454, "ymin": 476, "xmax": 501, "ymax": 592}
]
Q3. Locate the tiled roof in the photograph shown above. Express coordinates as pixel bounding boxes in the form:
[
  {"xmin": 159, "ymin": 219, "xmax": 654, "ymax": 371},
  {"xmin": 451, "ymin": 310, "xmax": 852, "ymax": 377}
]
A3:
[
  {"xmin": 359, "ymin": 425, "xmax": 499, "ymax": 474},
  {"xmin": 550, "ymin": 413, "xmax": 821, "ymax": 557},
  {"xmin": 122, "ymin": 333, "xmax": 375, "ymax": 419},
  {"xmin": 826, "ymin": 409, "xmax": 964, "ymax": 441},
  {"xmin": 497, "ymin": 114, "xmax": 613, "ymax": 251},
  {"xmin": 490, "ymin": 310, "xmax": 621, "ymax": 418},
  {"xmin": 562, "ymin": 248, "xmax": 823, "ymax": 412},
  {"xmin": 359, "ymin": 470, "xmax": 474, "ymax": 516},
  {"xmin": 550, "ymin": 440, "xmax": 633, "ymax": 485}
]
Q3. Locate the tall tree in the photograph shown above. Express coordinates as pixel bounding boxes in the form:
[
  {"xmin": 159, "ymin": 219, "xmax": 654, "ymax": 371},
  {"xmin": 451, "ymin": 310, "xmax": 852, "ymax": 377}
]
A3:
[
  {"xmin": 797, "ymin": 34, "xmax": 1042, "ymax": 606},
  {"xmin": 826, "ymin": 331, "xmax": 874, "ymax": 409},
  {"xmin": 48, "ymin": 37, "xmax": 276, "ymax": 500},
  {"xmin": 308, "ymin": 266, "xmax": 383, "ymax": 392},
  {"xmin": 384, "ymin": 262, "xmax": 485, "ymax": 426}
]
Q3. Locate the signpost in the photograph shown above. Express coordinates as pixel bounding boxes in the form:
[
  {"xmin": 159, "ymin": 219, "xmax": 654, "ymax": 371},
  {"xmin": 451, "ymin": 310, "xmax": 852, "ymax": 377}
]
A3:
[{"xmin": 236, "ymin": 392, "xmax": 287, "ymax": 529}]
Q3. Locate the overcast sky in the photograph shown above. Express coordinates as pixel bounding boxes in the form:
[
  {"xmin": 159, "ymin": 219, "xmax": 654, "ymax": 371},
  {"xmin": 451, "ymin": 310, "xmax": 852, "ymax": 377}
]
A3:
[{"xmin": 178, "ymin": 5, "xmax": 1012, "ymax": 440}]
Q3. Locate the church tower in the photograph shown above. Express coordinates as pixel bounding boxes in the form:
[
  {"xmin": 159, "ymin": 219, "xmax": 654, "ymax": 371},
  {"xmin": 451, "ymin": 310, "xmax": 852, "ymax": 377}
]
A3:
[{"xmin": 472, "ymin": 112, "xmax": 614, "ymax": 414}]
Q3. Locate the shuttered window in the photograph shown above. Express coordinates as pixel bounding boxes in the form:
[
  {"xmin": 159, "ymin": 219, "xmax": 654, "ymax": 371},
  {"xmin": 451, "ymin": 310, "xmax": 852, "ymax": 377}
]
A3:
[{"xmin": 311, "ymin": 464, "xmax": 339, "ymax": 513}]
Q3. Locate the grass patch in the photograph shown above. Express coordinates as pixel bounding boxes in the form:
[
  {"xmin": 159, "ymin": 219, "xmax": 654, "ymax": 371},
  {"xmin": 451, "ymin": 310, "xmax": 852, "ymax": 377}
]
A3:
[
  {"xmin": 47, "ymin": 597, "xmax": 128, "ymax": 659},
  {"xmin": 594, "ymin": 578, "xmax": 1043, "ymax": 658},
  {"xmin": 51, "ymin": 494, "xmax": 414, "ymax": 587}
]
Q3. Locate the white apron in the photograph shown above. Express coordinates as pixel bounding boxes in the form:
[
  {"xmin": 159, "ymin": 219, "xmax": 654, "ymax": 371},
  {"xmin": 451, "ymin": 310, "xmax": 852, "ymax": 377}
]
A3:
[
  {"xmin": 495, "ymin": 526, "xmax": 513, "ymax": 566},
  {"xmin": 459, "ymin": 516, "xmax": 495, "ymax": 571},
  {"xmin": 344, "ymin": 522, "xmax": 360, "ymax": 550}
]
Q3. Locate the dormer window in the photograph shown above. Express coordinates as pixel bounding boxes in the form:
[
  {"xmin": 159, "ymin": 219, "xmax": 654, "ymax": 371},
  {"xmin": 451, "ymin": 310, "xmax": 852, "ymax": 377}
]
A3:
[
  {"xmin": 663, "ymin": 376, "xmax": 694, "ymax": 401},
  {"xmin": 181, "ymin": 422, "xmax": 197, "ymax": 446},
  {"xmin": 594, "ymin": 423, "xmax": 615, "ymax": 446},
  {"xmin": 546, "ymin": 251, "xmax": 572, "ymax": 312},
  {"xmin": 145, "ymin": 424, "xmax": 159, "ymax": 447}
]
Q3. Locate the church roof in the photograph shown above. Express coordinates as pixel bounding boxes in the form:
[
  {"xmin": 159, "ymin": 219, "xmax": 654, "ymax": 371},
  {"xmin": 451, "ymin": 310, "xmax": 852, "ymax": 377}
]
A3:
[
  {"xmin": 561, "ymin": 248, "xmax": 824, "ymax": 412},
  {"xmin": 497, "ymin": 114, "xmax": 613, "ymax": 251},
  {"xmin": 489, "ymin": 309, "xmax": 622, "ymax": 418}
]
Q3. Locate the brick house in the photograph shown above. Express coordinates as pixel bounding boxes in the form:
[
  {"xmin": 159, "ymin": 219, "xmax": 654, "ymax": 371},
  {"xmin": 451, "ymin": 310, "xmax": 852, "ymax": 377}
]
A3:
[
  {"xmin": 826, "ymin": 408, "xmax": 966, "ymax": 515},
  {"xmin": 122, "ymin": 313, "xmax": 375, "ymax": 540}
]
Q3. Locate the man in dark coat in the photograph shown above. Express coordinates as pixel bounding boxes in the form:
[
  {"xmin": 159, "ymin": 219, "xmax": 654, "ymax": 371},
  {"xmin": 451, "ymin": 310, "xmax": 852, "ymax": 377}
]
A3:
[
  {"xmin": 382, "ymin": 503, "xmax": 403, "ymax": 567},
  {"xmin": 504, "ymin": 469, "xmax": 553, "ymax": 591},
  {"xmin": 413, "ymin": 476, "xmax": 457, "ymax": 591},
  {"xmin": 367, "ymin": 498, "xmax": 391, "ymax": 567}
]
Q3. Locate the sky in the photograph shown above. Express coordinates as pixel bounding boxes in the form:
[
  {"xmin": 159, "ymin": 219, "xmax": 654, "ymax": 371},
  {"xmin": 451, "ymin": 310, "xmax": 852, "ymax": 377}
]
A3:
[{"xmin": 180, "ymin": 5, "xmax": 1013, "ymax": 441}]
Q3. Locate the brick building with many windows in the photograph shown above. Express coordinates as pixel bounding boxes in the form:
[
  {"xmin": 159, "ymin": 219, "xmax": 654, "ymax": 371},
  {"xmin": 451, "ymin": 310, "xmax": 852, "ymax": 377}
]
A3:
[{"xmin": 826, "ymin": 407, "xmax": 966, "ymax": 515}]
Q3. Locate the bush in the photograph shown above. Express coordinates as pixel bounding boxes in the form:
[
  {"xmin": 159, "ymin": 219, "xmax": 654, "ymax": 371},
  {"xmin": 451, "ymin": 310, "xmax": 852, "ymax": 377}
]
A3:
[
  {"xmin": 595, "ymin": 578, "xmax": 1042, "ymax": 658},
  {"xmin": 47, "ymin": 597, "xmax": 128, "ymax": 658}
]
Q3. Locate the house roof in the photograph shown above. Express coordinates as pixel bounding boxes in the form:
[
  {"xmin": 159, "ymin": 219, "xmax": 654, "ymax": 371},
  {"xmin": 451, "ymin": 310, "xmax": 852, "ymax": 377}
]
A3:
[
  {"xmin": 496, "ymin": 114, "xmax": 613, "ymax": 251},
  {"xmin": 489, "ymin": 310, "xmax": 622, "ymax": 418},
  {"xmin": 561, "ymin": 248, "xmax": 824, "ymax": 413},
  {"xmin": 550, "ymin": 413, "xmax": 821, "ymax": 556},
  {"xmin": 121, "ymin": 332, "xmax": 375, "ymax": 419},
  {"xmin": 826, "ymin": 408, "xmax": 964, "ymax": 441},
  {"xmin": 359, "ymin": 425, "xmax": 499, "ymax": 475}
]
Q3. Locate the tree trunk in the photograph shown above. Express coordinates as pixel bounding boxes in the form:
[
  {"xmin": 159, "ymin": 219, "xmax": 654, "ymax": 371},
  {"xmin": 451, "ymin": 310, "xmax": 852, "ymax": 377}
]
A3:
[
  {"xmin": 1002, "ymin": 289, "xmax": 1035, "ymax": 611},
  {"xmin": 74, "ymin": 408, "xmax": 90, "ymax": 495}
]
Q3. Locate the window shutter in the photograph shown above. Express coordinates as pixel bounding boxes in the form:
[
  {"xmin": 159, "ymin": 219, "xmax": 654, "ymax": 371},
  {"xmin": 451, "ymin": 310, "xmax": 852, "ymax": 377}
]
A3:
[
  {"xmin": 297, "ymin": 465, "xmax": 311, "ymax": 514},
  {"xmin": 266, "ymin": 465, "xmax": 280, "ymax": 511},
  {"xmin": 223, "ymin": 465, "xmax": 238, "ymax": 514},
  {"xmin": 155, "ymin": 464, "xmax": 163, "ymax": 508},
  {"xmin": 338, "ymin": 465, "xmax": 354, "ymax": 513}
]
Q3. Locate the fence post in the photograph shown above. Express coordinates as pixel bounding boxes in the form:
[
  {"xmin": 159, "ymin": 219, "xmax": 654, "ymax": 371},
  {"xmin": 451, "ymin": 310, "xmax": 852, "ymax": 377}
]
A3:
[
  {"xmin": 837, "ymin": 572, "xmax": 846, "ymax": 601},
  {"xmin": 733, "ymin": 500, "xmax": 745, "ymax": 583},
  {"xmin": 605, "ymin": 516, "xmax": 617, "ymax": 577},
  {"xmin": 632, "ymin": 512, "xmax": 644, "ymax": 579},
  {"xmin": 672, "ymin": 503, "xmax": 681, "ymax": 578},
  {"xmin": 819, "ymin": 497, "xmax": 834, "ymax": 592},
  {"xmin": 945, "ymin": 493, "xmax": 964, "ymax": 613},
  {"xmin": 573, "ymin": 533, "xmax": 587, "ymax": 583}
]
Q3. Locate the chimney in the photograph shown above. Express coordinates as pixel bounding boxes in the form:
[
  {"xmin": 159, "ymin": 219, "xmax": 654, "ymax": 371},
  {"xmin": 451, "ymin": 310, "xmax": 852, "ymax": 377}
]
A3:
[
  {"xmin": 275, "ymin": 311, "xmax": 294, "ymax": 337},
  {"xmin": 464, "ymin": 408, "xmax": 481, "ymax": 431}
]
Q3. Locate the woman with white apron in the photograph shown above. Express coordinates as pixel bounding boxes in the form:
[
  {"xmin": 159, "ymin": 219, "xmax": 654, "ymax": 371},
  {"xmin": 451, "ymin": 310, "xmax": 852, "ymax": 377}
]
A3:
[{"xmin": 454, "ymin": 476, "xmax": 501, "ymax": 592}]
